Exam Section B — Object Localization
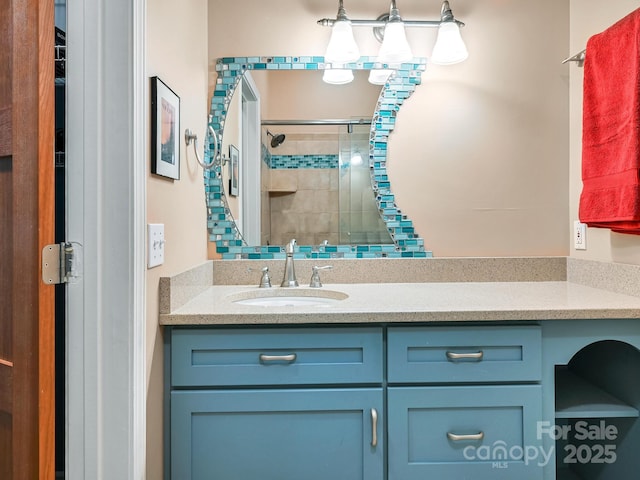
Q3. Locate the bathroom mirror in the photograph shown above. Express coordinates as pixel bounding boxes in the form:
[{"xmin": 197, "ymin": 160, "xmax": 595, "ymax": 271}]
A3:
[
  {"xmin": 227, "ymin": 69, "xmax": 389, "ymax": 247},
  {"xmin": 206, "ymin": 56, "xmax": 430, "ymax": 259}
]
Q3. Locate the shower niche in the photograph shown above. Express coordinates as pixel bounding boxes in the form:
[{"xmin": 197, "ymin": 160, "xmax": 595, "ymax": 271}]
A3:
[{"xmin": 554, "ymin": 340, "xmax": 640, "ymax": 480}]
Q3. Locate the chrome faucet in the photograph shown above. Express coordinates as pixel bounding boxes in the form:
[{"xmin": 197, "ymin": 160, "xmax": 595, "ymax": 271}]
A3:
[{"xmin": 280, "ymin": 239, "xmax": 299, "ymax": 287}]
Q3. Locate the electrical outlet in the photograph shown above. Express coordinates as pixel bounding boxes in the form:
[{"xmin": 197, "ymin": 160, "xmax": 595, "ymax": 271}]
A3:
[
  {"xmin": 148, "ymin": 223, "xmax": 165, "ymax": 268},
  {"xmin": 574, "ymin": 220, "xmax": 587, "ymax": 250}
]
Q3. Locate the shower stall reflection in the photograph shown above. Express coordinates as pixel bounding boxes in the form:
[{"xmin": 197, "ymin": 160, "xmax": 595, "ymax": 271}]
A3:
[{"xmin": 261, "ymin": 123, "xmax": 392, "ymax": 246}]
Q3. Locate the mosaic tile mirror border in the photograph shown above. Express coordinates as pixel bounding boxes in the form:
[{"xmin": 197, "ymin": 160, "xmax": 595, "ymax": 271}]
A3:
[{"xmin": 205, "ymin": 56, "xmax": 432, "ymax": 259}]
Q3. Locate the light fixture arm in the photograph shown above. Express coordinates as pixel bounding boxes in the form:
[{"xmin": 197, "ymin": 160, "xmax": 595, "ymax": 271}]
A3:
[
  {"xmin": 440, "ymin": 0, "xmax": 455, "ymax": 22},
  {"xmin": 317, "ymin": 1, "xmax": 465, "ymax": 29},
  {"xmin": 318, "ymin": 18, "xmax": 464, "ymax": 28},
  {"xmin": 336, "ymin": 0, "xmax": 348, "ymax": 22},
  {"xmin": 388, "ymin": 0, "xmax": 402, "ymax": 23}
]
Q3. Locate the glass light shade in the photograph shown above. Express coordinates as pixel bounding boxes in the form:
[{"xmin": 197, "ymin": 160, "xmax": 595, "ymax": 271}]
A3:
[
  {"xmin": 368, "ymin": 69, "xmax": 393, "ymax": 85},
  {"xmin": 431, "ymin": 22, "xmax": 468, "ymax": 65},
  {"xmin": 322, "ymin": 68, "xmax": 354, "ymax": 85},
  {"xmin": 376, "ymin": 21, "xmax": 413, "ymax": 64},
  {"xmin": 324, "ymin": 20, "xmax": 360, "ymax": 64}
]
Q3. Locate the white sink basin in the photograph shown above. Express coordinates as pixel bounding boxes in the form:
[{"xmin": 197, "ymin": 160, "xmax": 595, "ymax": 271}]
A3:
[
  {"xmin": 234, "ymin": 296, "xmax": 339, "ymax": 307},
  {"xmin": 228, "ymin": 289, "xmax": 348, "ymax": 307}
]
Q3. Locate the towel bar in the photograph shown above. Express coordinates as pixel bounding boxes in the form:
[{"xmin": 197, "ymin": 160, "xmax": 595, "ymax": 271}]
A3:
[{"xmin": 562, "ymin": 49, "xmax": 586, "ymax": 67}]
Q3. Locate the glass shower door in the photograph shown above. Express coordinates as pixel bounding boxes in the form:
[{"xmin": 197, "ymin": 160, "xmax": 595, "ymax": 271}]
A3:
[{"xmin": 339, "ymin": 125, "xmax": 393, "ymax": 245}]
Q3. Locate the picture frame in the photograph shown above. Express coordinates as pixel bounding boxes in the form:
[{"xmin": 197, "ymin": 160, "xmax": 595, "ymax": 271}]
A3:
[
  {"xmin": 229, "ymin": 144, "xmax": 239, "ymax": 196},
  {"xmin": 150, "ymin": 76, "xmax": 180, "ymax": 180}
]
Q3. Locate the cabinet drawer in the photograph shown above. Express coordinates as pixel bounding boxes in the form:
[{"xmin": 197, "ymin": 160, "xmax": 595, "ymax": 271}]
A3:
[
  {"xmin": 170, "ymin": 327, "xmax": 383, "ymax": 387},
  {"xmin": 387, "ymin": 325, "xmax": 541, "ymax": 383},
  {"xmin": 388, "ymin": 385, "xmax": 543, "ymax": 480}
]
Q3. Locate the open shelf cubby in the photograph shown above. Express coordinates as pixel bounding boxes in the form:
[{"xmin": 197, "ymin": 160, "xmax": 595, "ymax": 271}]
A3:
[
  {"xmin": 554, "ymin": 340, "xmax": 640, "ymax": 480},
  {"xmin": 555, "ymin": 366, "xmax": 639, "ymax": 419}
]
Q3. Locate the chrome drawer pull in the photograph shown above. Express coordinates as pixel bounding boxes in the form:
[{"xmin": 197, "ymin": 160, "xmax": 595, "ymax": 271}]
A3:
[
  {"xmin": 259, "ymin": 353, "xmax": 297, "ymax": 363},
  {"xmin": 447, "ymin": 431, "xmax": 485, "ymax": 442},
  {"xmin": 370, "ymin": 408, "xmax": 378, "ymax": 447},
  {"xmin": 446, "ymin": 350, "xmax": 484, "ymax": 361}
]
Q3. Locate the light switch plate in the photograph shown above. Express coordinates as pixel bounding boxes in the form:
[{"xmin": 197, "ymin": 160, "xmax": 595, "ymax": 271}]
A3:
[{"xmin": 148, "ymin": 223, "xmax": 165, "ymax": 268}]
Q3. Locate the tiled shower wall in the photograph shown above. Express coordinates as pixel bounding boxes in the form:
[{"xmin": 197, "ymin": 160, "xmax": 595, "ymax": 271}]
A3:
[{"xmin": 263, "ymin": 133, "xmax": 340, "ymax": 246}]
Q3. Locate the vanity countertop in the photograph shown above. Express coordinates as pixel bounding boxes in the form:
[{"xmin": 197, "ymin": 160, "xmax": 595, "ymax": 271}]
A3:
[{"xmin": 159, "ymin": 281, "xmax": 640, "ymax": 326}]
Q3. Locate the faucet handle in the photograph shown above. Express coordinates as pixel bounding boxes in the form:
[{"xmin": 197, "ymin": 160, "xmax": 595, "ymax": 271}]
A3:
[
  {"xmin": 259, "ymin": 267, "xmax": 272, "ymax": 288},
  {"xmin": 309, "ymin": 265, "xmax": 332, "ymax": 288}
]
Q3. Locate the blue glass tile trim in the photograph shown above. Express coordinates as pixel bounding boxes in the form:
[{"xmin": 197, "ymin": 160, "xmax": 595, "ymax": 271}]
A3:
[
  {"xmin": 205, "ymin": 56, "xmax": 431, "ymax": 259},
  {"xmin": 269, "ymin": 154, "xmax": 338, "ymax": 169}
]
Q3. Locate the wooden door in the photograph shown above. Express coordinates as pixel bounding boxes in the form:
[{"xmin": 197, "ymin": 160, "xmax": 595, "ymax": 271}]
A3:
[{"xmin": 0, "ymin": 0, "xmax": 55, "ymax": 478}]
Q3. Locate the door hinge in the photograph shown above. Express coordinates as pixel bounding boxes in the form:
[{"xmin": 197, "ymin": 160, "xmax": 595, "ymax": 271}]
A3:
[{"xmin": 42, "ymin": 242, "xmax": 82, "ymax": 285}]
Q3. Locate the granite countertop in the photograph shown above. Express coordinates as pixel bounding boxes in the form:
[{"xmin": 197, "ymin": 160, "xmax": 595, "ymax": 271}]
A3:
[{"xmin": 159, "ymin": 281, "xmax": 640, "ymax": 326}]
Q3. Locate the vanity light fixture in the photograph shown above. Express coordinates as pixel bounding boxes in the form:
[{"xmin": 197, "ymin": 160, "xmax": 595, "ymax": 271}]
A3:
[
  {"xmin": 368, "ymin": 68, "xmax": 394, "ymax": 86},
  {"xmin": 322, "ymin": 68, "xmax": 355, "ymax": 85},
  {"xmin": 375, "ymin": 1, "xmax": 413, "ymax": 64},
  {"xmin": 318, "ymin": 0, "xmax": 468, "ymax": 84},
  {"xmin": 323, "ymin": 0, "xmax": 360, "ymax": 64},
  {"xmin": 430, "ymin": 1, "xmax": 469, "ymax": 65}
]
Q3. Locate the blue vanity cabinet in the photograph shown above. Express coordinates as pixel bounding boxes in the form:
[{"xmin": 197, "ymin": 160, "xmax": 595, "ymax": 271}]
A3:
[
  {"xmin": 167, "ymin": 327, "xmax": 384, "ymax": 480},
  {"xmin": 166, "ymin": 318, "xmax": 640, "ymax": 479},
  {"xmin": 386, "ymin": 325, "xmax": 544, "ymax": 480},
  {"xmin": 166, "ymin": 324, "xmax": 550, "ymax": 479}
]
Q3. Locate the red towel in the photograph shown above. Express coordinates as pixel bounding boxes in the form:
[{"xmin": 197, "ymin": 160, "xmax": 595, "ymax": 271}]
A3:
[{"xmin": 578, "ymin": 8, "xmax": 640, "ymax": 234}]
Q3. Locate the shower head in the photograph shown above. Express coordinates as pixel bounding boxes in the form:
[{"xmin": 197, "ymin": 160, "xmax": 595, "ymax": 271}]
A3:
[{"xmin": 266, "ymin": 130, "xmax": 286, "ymax": 148}]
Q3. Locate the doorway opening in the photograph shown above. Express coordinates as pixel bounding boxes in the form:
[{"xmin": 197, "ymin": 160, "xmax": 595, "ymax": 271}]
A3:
[{"xmin": 54, "ymin": 1, "xmax": 66, "ymax": 477}]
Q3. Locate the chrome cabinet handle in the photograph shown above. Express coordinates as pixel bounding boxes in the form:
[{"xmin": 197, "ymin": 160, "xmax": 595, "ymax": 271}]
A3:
[
  {"xmin": 259, "ymin": 353, "xmax": 297, "ymax": 363},
  {"xmin": 370, "ymin": 408, "xmax": 378, "ymax": 447},
  {"xmin": 447, "ymin": 431, "xmax": 485, "ymax": 441},
  {"xmin": 446, "ymin": 350, "xmax": 484, "ymax": 361}
]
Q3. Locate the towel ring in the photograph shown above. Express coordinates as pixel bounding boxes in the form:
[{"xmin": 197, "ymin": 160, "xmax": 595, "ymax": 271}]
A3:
[{"xmin": 184, "ymin": 126, "xmax": 218, "ymax": 170}]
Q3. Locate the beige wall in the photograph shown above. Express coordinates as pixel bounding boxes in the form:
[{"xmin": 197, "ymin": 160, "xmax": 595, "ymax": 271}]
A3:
[
  {"xmin": 208, "ymin": 0, "xmax": 571, "ymax": 257},
  {"xmin": 569, "ymin": 0, "xmax": 640, "ymax": 265},
  {"xmin": 253, "ymin": 69, "xmax": 380, "ymax": 121},
  {"xmin": 146, "ymin": 0, "xmax": 209, "ymax": 478}
]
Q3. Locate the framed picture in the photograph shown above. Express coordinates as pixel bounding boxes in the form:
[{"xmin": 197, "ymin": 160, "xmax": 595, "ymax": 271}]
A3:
[
  {"xmin": 151, "ymin": 76, "xmax": 180, "ymax": 180},
  {"xmin": 229, "ymin": 144, "xmax": 239, "ymax": 196}
]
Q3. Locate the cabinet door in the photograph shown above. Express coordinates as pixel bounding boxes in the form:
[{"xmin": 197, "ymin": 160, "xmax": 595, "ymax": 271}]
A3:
[
  {"xmin": 388, "ymin": 385, "xmax": 544, "ymax": 480},
  {"xmin": 171, "ymin": 388, "xmax": 383, "ymax": 480}
]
